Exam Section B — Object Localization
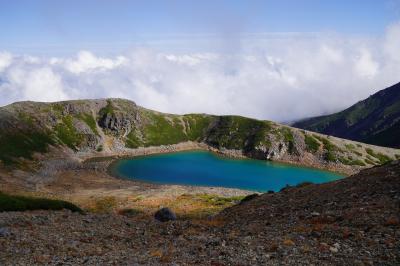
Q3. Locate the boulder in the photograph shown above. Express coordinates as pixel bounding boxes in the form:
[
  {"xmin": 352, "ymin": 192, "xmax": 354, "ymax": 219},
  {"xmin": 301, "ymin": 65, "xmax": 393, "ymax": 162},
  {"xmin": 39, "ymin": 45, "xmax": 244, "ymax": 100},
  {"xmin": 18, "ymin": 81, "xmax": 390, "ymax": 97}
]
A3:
[
  {"xmin": 154, "ymin": 207, "xmax": 176, "ymax": 222},
  {"xmin": 0, "ymin": 227, "xmax": 11, "ymax": 237}
]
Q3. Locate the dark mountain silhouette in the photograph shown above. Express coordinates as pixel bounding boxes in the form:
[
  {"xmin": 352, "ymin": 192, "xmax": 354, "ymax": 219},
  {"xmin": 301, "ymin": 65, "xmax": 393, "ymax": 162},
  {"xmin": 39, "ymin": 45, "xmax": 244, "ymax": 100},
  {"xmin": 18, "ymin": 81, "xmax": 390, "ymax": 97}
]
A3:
[{"xmin": 293, "ymin": 82, "xmax": 400, "ymax": 148}]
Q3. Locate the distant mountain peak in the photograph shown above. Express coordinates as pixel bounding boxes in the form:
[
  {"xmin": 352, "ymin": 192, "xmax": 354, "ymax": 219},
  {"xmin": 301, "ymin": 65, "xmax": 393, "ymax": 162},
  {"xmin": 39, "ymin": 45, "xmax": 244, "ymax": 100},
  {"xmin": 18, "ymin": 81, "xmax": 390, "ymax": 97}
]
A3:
[{"xmin": 293, "ymin": 81, "xmax": 400, "ymax": 148}]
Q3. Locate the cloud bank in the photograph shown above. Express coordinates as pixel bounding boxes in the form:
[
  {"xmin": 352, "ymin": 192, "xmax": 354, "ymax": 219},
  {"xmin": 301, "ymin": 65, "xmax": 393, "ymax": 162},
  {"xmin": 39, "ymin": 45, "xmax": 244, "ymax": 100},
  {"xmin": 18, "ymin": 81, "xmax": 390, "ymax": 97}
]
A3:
[{"xmin": 1, "ymin": 23, "xmax": 400, "ymax": 122}]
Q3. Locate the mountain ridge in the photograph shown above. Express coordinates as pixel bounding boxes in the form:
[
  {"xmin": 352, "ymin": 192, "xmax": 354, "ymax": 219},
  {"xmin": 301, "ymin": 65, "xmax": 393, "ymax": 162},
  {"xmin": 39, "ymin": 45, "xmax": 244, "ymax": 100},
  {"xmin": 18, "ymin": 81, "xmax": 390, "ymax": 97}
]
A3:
[
  {"xmin": 0, "ymin": 98, "xmax": 399, "ymax": 174},
  {"xmin": 293, "ymin": 82, "xmax": 400, "ymax": 148}
]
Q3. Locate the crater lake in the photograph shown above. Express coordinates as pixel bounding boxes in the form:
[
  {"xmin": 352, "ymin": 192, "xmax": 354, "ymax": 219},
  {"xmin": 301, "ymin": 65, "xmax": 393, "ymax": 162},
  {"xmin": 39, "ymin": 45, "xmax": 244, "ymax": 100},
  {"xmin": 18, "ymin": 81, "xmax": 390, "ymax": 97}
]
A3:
[{"xmin": 111, "ymin": 151, "xmax": 343, "ymax": 192}]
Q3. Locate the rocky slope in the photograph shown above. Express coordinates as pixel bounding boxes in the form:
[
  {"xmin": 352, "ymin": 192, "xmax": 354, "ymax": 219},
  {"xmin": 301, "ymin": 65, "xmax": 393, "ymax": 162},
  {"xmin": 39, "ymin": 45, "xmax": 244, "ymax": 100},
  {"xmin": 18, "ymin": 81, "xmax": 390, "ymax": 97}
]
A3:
[
  {"xmin": 0, "ymin": 98, "xmax": 399, "ymax": 174},
  {"xmin": 293, "ymin": 81, "xmax": 400, "ymax": 148},
  {"xmin": 1, "ymin": 160, "xmax": 399, "ymax": 265}
]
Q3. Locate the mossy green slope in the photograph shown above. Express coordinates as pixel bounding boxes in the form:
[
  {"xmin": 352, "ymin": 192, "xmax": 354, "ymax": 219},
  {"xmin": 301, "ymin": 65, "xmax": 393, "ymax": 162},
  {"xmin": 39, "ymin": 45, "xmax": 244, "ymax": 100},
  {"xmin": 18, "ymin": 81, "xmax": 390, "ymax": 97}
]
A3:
[
  {"xmin": 0, "ymin": 98, "xmax": 398, "ymax": 170},
  {"xmin": 205, "ymin": 116, "xmax": 271, "ymax": 151},
  {"xmin": 0, "ymin": 192, "xmax": 82, "ymax": 212}
]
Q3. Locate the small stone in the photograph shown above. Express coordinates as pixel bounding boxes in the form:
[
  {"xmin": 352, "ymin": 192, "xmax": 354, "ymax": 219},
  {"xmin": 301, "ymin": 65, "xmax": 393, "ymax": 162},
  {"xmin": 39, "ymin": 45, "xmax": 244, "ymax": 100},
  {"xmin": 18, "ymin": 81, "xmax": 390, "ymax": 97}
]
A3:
[
  {"xmin": 283, "ymin": 239, "xmax": 295, "ymax": 246},
  {"xmin": 310, "ymin": 231, "xmax": 321, "ymax": 238},
  {"xmin": 319, "ymin": 242, "xmax": 329, "ymax": 251},
  {"xmin": 207, "ymin": 237, "xmax": 221, "ymax": 246},
  {"xmin": 385, "ymin": 217, "xmax": 399, "ymax": 226},
  {"xmin": 311, "ymin": 212, "xmax": 320, "ymax": 217},
  {"xmin": 154, "ymin": 207, "xmax": 176, "ymax": 222},
  {"xmin": 330, "ymin": 246, "xmax": 338, "ymax": 253},
  {"xmin": 0, "ymin": 227, "xmax": 11, "ymax": 237},
  {"xmin": 83, "ymin": 218, "xmax": 93, "ymax": 223}
]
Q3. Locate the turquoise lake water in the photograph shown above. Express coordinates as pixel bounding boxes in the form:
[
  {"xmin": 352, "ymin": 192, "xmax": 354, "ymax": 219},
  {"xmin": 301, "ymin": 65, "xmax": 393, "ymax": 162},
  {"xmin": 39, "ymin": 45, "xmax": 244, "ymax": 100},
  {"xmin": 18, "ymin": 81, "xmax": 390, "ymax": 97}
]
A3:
[{"xmin": 111, "ymin": 151, "xmax": 343, "ymax": 192}]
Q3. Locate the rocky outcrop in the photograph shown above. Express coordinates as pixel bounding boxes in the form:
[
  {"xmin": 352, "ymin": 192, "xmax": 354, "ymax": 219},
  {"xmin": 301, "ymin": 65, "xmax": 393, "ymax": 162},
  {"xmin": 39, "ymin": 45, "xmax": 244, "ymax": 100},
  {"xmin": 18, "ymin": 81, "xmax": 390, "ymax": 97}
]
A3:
[{"xmin": 98, "ymin": 112, "xmax": 132, "ymax": 135}]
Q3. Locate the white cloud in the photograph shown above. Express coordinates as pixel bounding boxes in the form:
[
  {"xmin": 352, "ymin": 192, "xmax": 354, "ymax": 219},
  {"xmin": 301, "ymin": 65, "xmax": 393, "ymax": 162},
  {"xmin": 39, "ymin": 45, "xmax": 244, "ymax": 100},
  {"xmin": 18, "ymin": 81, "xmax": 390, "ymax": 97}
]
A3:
[
  {"xmin": 384, "ymin": 22, "xmax": 400, "ymax": 62},
  {"xmin": 1, "ymin": 23, "xmax": 400, "ymax": 122},
  {"xmin": 0, "ymin": 52, "xmax": 12, "ymax": 73},
  {"xmin": 5, "ymin": 66, "xmax": 68, "ymax": 102},
  {"xmin": 63, "ymin": 51, "xmax": 127, "ymax": 74},
  {"xmin": 22, "ymin": 68, "xmax": 68, "ymax": 102},
  {"xmin": 354, "ymin": 48, "xmax": 379, "ymax": 78}
]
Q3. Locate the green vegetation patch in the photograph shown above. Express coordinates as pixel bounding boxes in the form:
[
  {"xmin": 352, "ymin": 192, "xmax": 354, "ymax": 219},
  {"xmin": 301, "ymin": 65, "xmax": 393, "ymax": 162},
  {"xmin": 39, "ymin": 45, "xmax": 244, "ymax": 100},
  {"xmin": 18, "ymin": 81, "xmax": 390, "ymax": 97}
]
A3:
[
  {"xmin": 197, "ymin": 194, "xmax": 245, "ymax": 206},
  {"xmin": 314, "ymin": 135, "xmax": 341, "ymax": 162},
  {"xmin": 51, "ymin": 103, "xmax": 65, "ymax": 114},
  {"xmin": 279, "ymin": 127, "xmax": 296, "ymax": 154},
  {"xmin": 0, "ymin": 131, "xmax": 54, "ymax": 165},
  {"xmin": 55, "ymin": 115, "xmax": 84, "ymax": 150},
  {"xmin": 0, "ymin": 192, "xmax": 82, "ymax": 212},
  {"xmin": 183, "ymin": 114, "xmax": 214, "ymax": 141},
  {"xmin": 366, "ymin": 155, "xmax": 378, "ymax": 164},
  {"xmin": 324, "ymin": 151, "xmax": 336, "ymax": 162},
  {"xmin": 338, "ymin": 156, "xmax": 366, "ymax": 166},
  {"xmin": 365, "ymin": 148, "xmax": 392, "ymax": 164},
  {"xmin": 345, "ymin": 143, "xmax": 355, "ymax": 150},
  {"xmin": 345, "ymin": 98, "xmax": 380, "ymax": 126},
  {"xmin": 125, "ymin": 112, "xmax": 276, "ymax": 151},
  {"xmin": 396, "ymin": 154, "xmax": 400, "ymax": 160},
  {"xmin": 78, "ymin": 113, "xmax": 99, "ymax": 135},
  {"xmin": 124, "ymin": 113, "xmax": 214, "ymax": 148},
  {"xmin": 206, "ymin": 116, "xmax": 271, "ymax": 151},
  {"xmin": 99, "ymin": 100, "xmax": 115, "ymax": 116},
  {"xmin": 344, "ymin": 143, "xmax": 364, "ymax": 157},
  {"xmin": 17, "ymin": 112, "xmax": 35, "ymax": 125},
  {"xmin": 304, "ymin": 134, "xmax": 320, "ymax": 153},
  {"xmin": 384, "ymin": 101, "xmax": 400, "ymax": 116},
  {"xmin": 142, "ymin": 113, "xmax": 188, "ymax": 146},
  {"xmin": 125, "ymin": 129, "xmax": 144, "ymax": 148},
  {"xmin": 364, "ymin": 158, "xmax": 376, "ymax": 165}
]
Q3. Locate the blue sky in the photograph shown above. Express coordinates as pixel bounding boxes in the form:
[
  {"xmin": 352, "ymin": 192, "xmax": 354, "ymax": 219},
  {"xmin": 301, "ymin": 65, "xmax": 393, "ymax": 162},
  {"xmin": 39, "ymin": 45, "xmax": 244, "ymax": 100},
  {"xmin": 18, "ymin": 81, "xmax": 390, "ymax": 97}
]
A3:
[
  {"xmin": 1, "ymin": 1, "xmax": 400, "ymax": 121},
  {"xmin": 0, "ymin": 0, "xmax": 398, "ymax": 54}
]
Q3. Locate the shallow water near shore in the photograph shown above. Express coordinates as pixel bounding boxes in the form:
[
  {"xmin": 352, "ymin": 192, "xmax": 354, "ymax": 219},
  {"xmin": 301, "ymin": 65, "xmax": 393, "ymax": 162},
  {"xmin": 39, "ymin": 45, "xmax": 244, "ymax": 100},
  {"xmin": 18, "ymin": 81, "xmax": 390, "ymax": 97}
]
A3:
[{"xmin": 111, "ymin": 151, "xmax": 343, "ymax": 192}]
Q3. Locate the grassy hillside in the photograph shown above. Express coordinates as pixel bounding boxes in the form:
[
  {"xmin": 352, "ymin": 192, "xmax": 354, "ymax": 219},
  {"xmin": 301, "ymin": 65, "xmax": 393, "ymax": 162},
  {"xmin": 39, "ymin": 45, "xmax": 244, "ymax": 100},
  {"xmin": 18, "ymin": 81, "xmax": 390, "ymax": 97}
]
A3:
[
  {"xmin": 293, "ymin": 82, "xmax": 400, "ymax": 148},
  {"xmin": 0, "ymin": 99, "xmax": 398, "ymax": 172}
]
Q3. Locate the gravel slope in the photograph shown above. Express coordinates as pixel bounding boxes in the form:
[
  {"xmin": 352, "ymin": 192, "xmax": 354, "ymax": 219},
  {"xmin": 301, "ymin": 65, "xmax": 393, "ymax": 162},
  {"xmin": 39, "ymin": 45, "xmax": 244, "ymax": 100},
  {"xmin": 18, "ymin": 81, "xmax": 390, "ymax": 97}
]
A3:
[{"xmin": 0, "ymin": 161, "xmax": 399, "ymax": 265}]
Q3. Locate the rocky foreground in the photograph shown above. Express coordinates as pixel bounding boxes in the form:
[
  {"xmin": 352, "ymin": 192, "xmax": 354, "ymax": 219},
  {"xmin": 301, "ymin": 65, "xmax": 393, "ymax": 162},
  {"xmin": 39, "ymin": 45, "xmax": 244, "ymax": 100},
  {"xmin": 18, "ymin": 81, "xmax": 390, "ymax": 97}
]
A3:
[{"xmin": 1, "ymin": 161, "xmax": 399, "ymax": 265}]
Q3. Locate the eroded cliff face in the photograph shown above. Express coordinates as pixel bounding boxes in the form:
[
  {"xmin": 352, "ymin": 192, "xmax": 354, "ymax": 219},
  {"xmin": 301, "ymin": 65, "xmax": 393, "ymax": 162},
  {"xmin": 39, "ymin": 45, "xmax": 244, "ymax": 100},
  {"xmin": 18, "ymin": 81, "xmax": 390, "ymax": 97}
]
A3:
[{"xmin": 0, "ymin": 98, "xmax": 399, "ymax": 173}]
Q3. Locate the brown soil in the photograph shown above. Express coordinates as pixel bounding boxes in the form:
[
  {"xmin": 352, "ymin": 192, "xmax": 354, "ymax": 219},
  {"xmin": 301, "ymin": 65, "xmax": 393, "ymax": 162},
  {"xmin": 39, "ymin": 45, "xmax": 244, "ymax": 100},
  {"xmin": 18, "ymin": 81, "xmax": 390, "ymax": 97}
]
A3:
[{"xmin": 1, "ymin": 161, "xmax": 399, "ymax": 265}]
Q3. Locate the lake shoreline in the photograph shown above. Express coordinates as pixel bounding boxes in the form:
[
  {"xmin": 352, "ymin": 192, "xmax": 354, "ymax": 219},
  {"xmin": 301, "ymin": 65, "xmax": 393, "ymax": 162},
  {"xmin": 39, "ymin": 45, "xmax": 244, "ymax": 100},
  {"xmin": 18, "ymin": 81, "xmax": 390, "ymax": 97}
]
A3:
[
  {"xmin": 1, "ymin": 141, "xmax": 351, "ymax": 216},
  {"xmin": 108, "ymin": 150, "xmax": 344, "ymax": 192},
  {"xmin": 81, "ymin": 141, "xmax": 352, "ymax": 180}
]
